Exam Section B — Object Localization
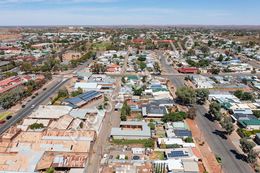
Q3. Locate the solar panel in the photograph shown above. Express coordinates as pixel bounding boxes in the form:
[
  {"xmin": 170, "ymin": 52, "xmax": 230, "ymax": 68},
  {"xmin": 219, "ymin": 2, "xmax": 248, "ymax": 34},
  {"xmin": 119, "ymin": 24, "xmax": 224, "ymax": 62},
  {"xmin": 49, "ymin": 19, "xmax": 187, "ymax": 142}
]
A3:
[
  {"xmin": 174, "ymin": 130, "xmax": 192, "ymax": 137},
  {"xmin": 80, "ymin": 91, "xmax": 100, "ymax": 101},
  {"xmin": 64, "ymin": 97, "xmax": 82, "ymax": 104},
  {"xmin": 167, "ymin": 150, "xmax": 189, "ymax": 158},
  {"xmin": 64, "ymin": 91, "xmax": 101, "ymax": 107}
]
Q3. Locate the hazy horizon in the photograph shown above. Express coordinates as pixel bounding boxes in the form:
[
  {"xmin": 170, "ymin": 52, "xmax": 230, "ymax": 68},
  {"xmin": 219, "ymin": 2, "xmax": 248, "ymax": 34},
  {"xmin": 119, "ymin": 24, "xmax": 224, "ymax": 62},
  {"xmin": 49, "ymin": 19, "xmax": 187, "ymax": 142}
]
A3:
[{"xmin": 0, "ymin": 0, "xmax": 259, "ymax": 26}]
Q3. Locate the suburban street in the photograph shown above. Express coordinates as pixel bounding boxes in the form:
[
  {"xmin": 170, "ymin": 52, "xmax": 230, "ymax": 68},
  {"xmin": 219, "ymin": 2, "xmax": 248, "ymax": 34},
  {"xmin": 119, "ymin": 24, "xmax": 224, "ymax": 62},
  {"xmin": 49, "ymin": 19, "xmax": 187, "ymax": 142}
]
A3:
[
  {"xmin": 158, "ymin": 52, "xmax": 255, "ymax": 173},
  {"xmin": 85, "ymin": 54, "xmax": 128, "ymax": 173},
  {"xmin": 0, "ymin": 77, "xmax": 70, "ymax": 135}
]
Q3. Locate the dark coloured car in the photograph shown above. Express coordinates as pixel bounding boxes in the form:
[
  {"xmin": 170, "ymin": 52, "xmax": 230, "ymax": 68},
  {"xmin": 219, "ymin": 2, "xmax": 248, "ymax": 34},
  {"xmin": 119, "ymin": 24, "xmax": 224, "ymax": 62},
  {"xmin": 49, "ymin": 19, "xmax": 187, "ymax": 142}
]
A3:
[
  {"xmin": 132, "ymin": 156, "xmax": 140, "ymax": 160},
  {"xmin": 6, "ymin": 115, "xmax": 12, "ymax": 120}
]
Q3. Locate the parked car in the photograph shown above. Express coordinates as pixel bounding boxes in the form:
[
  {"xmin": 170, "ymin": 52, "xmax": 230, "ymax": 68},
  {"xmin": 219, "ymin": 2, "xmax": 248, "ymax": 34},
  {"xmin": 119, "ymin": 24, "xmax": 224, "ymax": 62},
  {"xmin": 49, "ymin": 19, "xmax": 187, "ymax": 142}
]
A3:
[
  {"xmin": 0, "ymin": 120, "xmax": 6, "ymax": 125},
  {"xmin": 6, "ymin": 116, "xmax": 12, "ymax": 120}
]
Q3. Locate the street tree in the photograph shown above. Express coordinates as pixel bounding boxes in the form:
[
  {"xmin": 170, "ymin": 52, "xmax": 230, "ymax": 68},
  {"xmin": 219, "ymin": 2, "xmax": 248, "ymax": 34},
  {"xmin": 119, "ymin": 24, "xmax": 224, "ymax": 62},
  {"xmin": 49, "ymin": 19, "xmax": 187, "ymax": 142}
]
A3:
[
  {"xmin": 240, "ymin": 138, "xmax": 256, "ymax": 154},
  {"xmin": 209, "ymin": 101, "xmax": 222, "ymax": 121},
  {"xmin": 176, "ymin": 87, "xmax": 196, "ymax": 105},
  {"xmin": 220, "ymin": 117, "xmax": 234, "ymax": 135},
  {"xmin": 187, "ymin": 107, "xmax": 197, "ymax": 120},
  {"xmin": 247, "ymin": 150, "xmax": 257, "ymax": 164},
  {"xmin": 196, "ymin": 89, "xmax": 209, "ymax": 104}
]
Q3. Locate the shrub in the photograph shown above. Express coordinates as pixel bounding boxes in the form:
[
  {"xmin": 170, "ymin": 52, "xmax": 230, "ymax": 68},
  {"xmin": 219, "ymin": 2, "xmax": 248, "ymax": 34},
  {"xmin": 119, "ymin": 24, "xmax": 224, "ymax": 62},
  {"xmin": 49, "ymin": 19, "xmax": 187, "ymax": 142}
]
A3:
[
  {"xmin": 29, "ymin": 123, "xmax": 44, "ymax": 130},
  {"xmin": 184, "ymin": 137, "xmax": 193, "ymax": 143}
]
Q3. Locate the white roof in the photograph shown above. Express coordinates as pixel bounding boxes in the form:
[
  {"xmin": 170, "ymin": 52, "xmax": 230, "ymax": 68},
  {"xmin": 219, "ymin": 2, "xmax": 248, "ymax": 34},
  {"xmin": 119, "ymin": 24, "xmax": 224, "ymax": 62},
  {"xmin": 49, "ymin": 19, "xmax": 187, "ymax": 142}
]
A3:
[
  {"xmin": 69, "ymin": 168, "xmax": 85, "ymax": 173},
  {"xmin": 158, "ymin": 138, "xmax": 183, "ymax": 145},
  {"xmin": 29, "ymin": 105, "xmax": 72, "ymax": 119},
  {"xmin": 74, "ymin": 82, "xmax": 98, "ymax": 89},
  {"xmin": 157, "ymin": 138, "xmax": 195, "ymax": 147},
  {"xmin": 167, "ymin": 159, "xmax": 183, "ymax": 171}
]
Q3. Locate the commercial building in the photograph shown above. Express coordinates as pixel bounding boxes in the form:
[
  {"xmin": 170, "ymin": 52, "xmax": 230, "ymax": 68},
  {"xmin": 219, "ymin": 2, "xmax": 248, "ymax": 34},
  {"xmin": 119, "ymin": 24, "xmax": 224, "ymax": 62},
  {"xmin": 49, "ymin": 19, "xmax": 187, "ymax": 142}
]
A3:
[
  {"xmin": 111, "ymin": 121, "xmax": 151, "ymax": 140},
  {"xmin": 63, "ymin": 91, "xmax": 102, "ymax": 108}
]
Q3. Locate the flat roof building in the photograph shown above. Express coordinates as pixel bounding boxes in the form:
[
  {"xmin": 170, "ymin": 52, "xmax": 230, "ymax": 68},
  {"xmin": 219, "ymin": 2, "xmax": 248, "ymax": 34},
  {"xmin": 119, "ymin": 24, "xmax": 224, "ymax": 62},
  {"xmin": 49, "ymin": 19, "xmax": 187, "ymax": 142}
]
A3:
[{"xmin": 111, "ymin": 121, "xmax": 151, "ymax": 140}]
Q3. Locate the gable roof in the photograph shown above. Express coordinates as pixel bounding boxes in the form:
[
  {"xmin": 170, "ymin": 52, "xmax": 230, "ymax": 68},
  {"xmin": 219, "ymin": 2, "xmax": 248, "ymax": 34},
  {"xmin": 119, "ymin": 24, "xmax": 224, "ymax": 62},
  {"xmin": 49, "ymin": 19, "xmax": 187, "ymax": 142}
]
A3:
[{"xmin": 64, "ymin": 91, "xmax": 102, "ymax": 108}]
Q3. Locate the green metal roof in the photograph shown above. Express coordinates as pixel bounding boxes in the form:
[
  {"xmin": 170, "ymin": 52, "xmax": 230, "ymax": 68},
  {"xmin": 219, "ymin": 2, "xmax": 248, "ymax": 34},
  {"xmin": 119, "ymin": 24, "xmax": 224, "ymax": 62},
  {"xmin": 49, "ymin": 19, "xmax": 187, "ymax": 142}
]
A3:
[
  {"xmin": 127, "ymin": 75, "xmax": 139, "ymax": 81},
  {"xmin": 239, "ymin": 120, "xmax": 260, "ymax": 127},
  {"xmin": 222, "ymin": 102, "xmax": 232, "ymax": 109}
]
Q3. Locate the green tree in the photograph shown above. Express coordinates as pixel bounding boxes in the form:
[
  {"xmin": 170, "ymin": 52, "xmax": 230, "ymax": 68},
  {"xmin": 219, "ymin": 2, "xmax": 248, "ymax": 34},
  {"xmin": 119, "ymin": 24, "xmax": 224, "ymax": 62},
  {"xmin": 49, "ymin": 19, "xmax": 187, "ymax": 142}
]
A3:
[
  {"xmin": 234, "ymin": 90, "xmax": 254, "ymax": 101},
  {"xmin": 208, "ymin": 40, "xmax": 213, "ymax": 47},
  {"xmin": 43, "ymin": 72, "xmax": 52, "ymax": 80},
  {"xmin": 71, "ymin": 87, "xmax": 83, "ymax": 97},
  {"xmin": 247, "ymin": 150, "xmax": 257, "ymax": 164},
  {"xmin": 91, "ymin": 63, "xmax": 106, "ymax": 74},
  {"xmin": 132, "ymin": 86, "xmax": 143, "ymax": 96},
  {"xmin": 196, "ymin": 89, "xmax": 209, "ymax": 104},
  {"xmin": 46, "ymin": 167, "xmax": 54, "ymax": 173},
  {"xmin": 120, "ymin": 101, "xmax": 131, "ymax": 121},
  {"xmin": 217, "ymin": 54, "xmax": 224, "ymax": 62},
  {"xmin": 176, "ymin": 87, "xmax": 196, "ymax": 104},
  {"xmin": 29, "ymin": 123, "xmax": 44, "ymax": 130},
  {"xmin": 253, "ymin": 110, "xmax": 260, "ymax": 118},
  {"xmin": 21, "ymin": 62, "xmax": 33, "ymax": 73},
  {"xmin": 162, "ymin": 112, "xmax": 187, "ymax": 123},
  {"xmin": 240, "ymin": 138, "xmax": 256, "ymax": 153},
  {"xmin": 121, "ymin": 76, "xmax": 126, "ymax": 84},
  {"xmin": 139, "ymin": 61, "xmax": 147, "ymax": 70},
  {"xmin": 148, "ymin": 122, "xmax": 155, "ymax": 130},
  {"xmin": 241, "ymin": 92, "xmax": 254, "ymax": 101},
  {"xmin": 184, "ymin": 137, "xmax": 193, "ymax": 143},
  {"xmin": 138, "ymin": 55, "xmax": 146, "ymax": 61},
  {"xmin": 209, "ymin": 101, "xmax": 222, "ymax": 121},
  {"xmin": 144, "ymin": 139, "xmax": 154, "ymax": 148},
  {"xmin": 58, "ymin": 88, "xmax": 69, "ymax": 98},
  {"xmin": 234, "ymin": 90, "xmax": 243, "ymax": 99},
  {"xmin": 220, "ymin": 117, "xmax": 234, "ymax": 135}
]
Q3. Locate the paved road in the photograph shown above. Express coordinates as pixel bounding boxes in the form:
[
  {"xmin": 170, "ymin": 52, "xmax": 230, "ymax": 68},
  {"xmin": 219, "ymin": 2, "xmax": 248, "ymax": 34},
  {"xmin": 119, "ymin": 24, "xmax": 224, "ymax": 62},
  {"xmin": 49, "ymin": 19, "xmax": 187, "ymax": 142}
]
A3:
[
  {"xmin": 85, "ymin": 54, "xmax": 128, "ymax": 173},
  {"xmin": 158, "ymin": 52, "xmax": 254, "ymax": 173},
  {"xmin": 86, "ymin": 77, "xmax": 121, "ymax": 173},
  {"xmin": 0, "ymin": 78, "xmax": 69, "ymax": 135},
  {"xmin": 195, "ymin": 105, "xmax": 254, "ymax": 173}
]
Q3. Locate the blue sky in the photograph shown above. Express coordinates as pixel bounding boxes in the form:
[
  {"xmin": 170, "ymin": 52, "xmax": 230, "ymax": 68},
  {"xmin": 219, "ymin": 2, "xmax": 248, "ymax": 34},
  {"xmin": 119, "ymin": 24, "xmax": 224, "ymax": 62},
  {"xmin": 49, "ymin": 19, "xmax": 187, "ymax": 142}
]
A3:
[{"xmin": 0, "ymin": 0, "xmax": 259, "ymax": 26}]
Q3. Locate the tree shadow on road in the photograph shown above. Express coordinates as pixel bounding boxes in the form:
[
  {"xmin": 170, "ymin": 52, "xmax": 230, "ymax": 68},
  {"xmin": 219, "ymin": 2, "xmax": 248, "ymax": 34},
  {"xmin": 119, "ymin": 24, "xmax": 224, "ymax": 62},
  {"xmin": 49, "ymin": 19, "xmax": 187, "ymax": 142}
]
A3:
[
  {"xmin": 230, "ymin": 149, "xmax": 247, "ymax": 162},
  {"xmin": 204, "ymin": 113, "xmax": 215, "ymax": 122},
  {"xmin": 212, "ymin": 130, "xmax": 228, "ymax": 140}
]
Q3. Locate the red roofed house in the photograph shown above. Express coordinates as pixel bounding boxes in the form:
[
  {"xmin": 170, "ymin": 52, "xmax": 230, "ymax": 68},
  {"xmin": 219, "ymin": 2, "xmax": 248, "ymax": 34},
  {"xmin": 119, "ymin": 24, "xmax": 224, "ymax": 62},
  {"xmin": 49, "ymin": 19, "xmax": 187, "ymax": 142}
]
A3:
[
  {"xmin": 132, "ymin": 39, "xmax": 145, "ymax": 44},
  {"xmin": 178, "ymin": 67, "xmax": 198, "ymax": 74},
  {"xmin": 15, "ymin": 56, "xmax": 37, "ymax": 62},
  {"xmin": 106, "ymin": 64, "xmax": 121, "ymax": 73},
  {"xmin": 2, "ymin": 47, "xmax": 21, "ymax": 54},
  {"xmin": 0, "ymin": 76, "xmax": 23, "ymax": 94}
]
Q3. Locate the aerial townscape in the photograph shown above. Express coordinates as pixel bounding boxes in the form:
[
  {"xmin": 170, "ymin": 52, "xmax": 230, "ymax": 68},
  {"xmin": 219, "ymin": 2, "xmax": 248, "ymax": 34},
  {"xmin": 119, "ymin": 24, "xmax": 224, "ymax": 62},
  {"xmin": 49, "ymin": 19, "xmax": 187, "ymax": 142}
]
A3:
[{"xmin": 0, "ymin": 1, "xmax": 260, "ymax": 173}]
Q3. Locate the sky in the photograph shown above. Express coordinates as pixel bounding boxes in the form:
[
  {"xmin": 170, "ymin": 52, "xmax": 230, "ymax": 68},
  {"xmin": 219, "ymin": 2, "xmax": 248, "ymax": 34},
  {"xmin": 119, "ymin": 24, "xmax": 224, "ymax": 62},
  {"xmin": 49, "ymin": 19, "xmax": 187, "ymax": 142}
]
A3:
[{"xmin": 0, "ymin": 0, "xmax": 259, "ymax": 26}]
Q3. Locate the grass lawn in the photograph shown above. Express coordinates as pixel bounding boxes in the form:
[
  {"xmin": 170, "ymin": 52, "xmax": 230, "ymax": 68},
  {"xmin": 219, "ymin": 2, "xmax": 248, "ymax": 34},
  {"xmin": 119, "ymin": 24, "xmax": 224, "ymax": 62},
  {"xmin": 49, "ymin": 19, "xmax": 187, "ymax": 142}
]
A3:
[
  {"xmin": 150, "ymin": 151, "xmax": 165, "ymax": 160},
  {"xmin": 0, "ymin": 112, "xmax": 12, "ymax": 121},
  {"xmin": 92, "ymin": 42, "xmax": 111, "ymax": 51},
  {"xmin": 111, "ymin": 138, "xmax": 154, "ymax": 148}
]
